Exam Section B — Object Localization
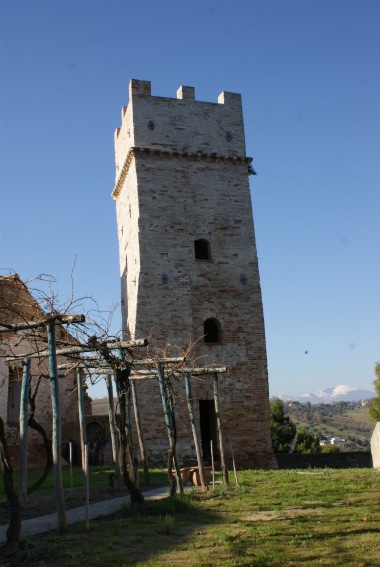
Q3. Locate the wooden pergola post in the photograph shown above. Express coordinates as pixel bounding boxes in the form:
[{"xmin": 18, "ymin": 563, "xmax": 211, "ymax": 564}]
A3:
[
  {"xmin": 76, "ymin": 369, "xmax": 90, "ymax": 526},
  {"xmin": 77, "ymin": 367, "xmax": 87, "ymax": 474},
  {"xmin": 18, "ymin": 358, "xmax": 31, "ymax": 508},
  {"xmin": 131, "ymin": 380, "xmax": 150, "ymax": 485},
  {"xmin": 213, "ymin": 373, "xmax": 229, "ymax": 485},
  {"xmin": 184, "ymin": 373, "xmax": 207, "ymax": 491},
  {"xmin": 47, "ymin": 320, "xmax": 67, "ymax": 533}
]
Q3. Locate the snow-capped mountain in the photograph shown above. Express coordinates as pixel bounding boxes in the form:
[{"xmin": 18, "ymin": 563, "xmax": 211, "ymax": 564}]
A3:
[{"xmin": 276, "ymin": 384, "xmax": 375, "ymax": 404}]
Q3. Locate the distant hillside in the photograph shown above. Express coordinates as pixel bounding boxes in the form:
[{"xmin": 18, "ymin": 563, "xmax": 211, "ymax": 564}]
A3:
[
  {"xmin": 280, "ymin": 399, "xmax": 376, "ymax": 451},
  {"xmin": 277, "ymin": 384, "xmax": 375, "ymax": 404}
]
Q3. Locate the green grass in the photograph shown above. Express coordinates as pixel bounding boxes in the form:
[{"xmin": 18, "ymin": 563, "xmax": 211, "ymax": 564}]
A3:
[
  {"xmin": 345, "ymin": 405, "xmax": 376, "ymax": 426},
  {"xmin": 0, "ymin": 466, "xmax": 168, "ymax": 501},
  {"xmin": 6, "ymin": 468, "xmax": 380, "ymax": 566}
]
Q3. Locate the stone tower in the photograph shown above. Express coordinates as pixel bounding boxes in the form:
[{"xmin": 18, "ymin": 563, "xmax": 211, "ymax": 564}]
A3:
[{"xmin": 112, "ymin": 80, "xmax": 276, "ymax": 468}]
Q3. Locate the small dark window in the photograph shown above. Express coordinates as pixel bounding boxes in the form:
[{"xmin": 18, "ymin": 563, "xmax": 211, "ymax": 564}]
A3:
[
  {"xmin": 194, "ymin": 239, "xmax": 210, "ymax": 260},
  {"xmin": 204, "ymin": 318, "xmax": 220, "ymax": 344}
]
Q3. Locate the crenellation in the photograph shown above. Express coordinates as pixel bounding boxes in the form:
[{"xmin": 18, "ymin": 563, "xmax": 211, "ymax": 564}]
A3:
[
  {"xmin": 177, "ymin": 85, "xmax": 195, "ymax": 100},
  {"xmin": 114, "ymin": 81, "xmax": 247, "ymax": 174},
  {"xmin": 129, "ymin": 79, "xmax": 151, "ymax": 98},
  {"xmin": 217, "ymin": 90, "xmax": 243, "ymax": 109}
]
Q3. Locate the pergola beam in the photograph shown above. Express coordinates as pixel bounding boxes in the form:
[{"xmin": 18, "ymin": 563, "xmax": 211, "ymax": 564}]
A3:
[
  {"xmin": 0, "ymin": 314, "xmax": 85, "ymax": 333},
  {"xmin": 56, "ymin": 356, "xmax": 186, "ymax": 372},
  {"xmin": 130, "ymin": 366, "xmax": 227, "ymax": 377},
  {"xmin": 132, "ymin": 357, "xmax": 185, "ymax": 366},
  {"xmin": 82, "ymin": 366, "xmax": 227, "ymax": 378},
  {"xmin": 5, "ymin": 338, "xmax": 149, "ymax": 361}
]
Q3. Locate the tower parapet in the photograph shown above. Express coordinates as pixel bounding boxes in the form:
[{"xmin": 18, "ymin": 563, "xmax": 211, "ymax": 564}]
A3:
[{"xmin": 114, "ymin": 80, "xmax": 247, "ymax": 191}]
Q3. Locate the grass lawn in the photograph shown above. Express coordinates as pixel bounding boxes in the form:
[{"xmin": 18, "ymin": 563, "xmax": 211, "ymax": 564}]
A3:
[
  {"xmin": 0, "ymin": 465, "xmax": 167, "ymax": 501},
  {"xmin": 345, "ymin": 406, "xmax": 376, "ymax": 427},
  {"xmin": 7, "ymin": 468, "xmax": 380, "ymax": 567}
]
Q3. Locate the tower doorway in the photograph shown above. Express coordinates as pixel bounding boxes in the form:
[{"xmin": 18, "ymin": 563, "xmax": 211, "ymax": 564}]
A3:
[{"xmin": 199, "ymin": 400, "xmax": 218, "ymax": 461}]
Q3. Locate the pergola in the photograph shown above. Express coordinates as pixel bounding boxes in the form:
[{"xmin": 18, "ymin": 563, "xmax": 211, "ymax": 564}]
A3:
[{"xmin": 2, "ymin": 315, "xmax": 228, "ymax": 535}]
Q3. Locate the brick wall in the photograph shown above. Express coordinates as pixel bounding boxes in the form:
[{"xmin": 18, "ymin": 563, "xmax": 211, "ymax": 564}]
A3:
[
  {"xmin": 275, "ymin": 452, "xmax": 373, "ymax": 469},
  {"xmin": 0, "ymin": 275, "xmax": 85, "ymax": 469}
]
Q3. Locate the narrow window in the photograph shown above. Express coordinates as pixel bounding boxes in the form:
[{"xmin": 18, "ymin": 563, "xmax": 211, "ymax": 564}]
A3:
[
  {"xmin": 194, "ymin": 239, "xmax": 210, "ymax": 260},
  {"xmin": 204, "ymin": 318, "xmax": 220, "ymax": 344},
  {"xmin": 7, "ymin": 366, "xmax": 22, "ymax": 424}
]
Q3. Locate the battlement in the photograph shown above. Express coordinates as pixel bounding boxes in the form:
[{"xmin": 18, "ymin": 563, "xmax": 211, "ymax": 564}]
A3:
[
  {"xmin": 114, "ymin": 79, "xmax": 247, "ymax": 185},
  {"xmin": 129, "ymin": 79, "xmax": 151, "ymax": 98},
  {"xmin": 128, "ymin": 79, "xmax": 242, "ymax": 107}
]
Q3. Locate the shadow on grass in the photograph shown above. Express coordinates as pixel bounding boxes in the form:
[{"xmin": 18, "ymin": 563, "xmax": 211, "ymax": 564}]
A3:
[
  {"xmin": 7, "ymin": 479, "xmax": 380, "ymax": 567},
  {"xmin": 11, "ymin": 491, "xmax": 225, "ymax": 567}
]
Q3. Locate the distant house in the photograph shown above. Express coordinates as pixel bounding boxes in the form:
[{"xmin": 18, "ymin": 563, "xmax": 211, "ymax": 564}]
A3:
[
  {"xmin": 0, "ymin": 274, "xmax": 90, "ymax": 468},
  {"xmin": 320, "ymin": 436, "xmax": 345, "ymax": 446},
  {"xmin": 330, "ymin": 437, "xmax": 345, "ymax": 445}
]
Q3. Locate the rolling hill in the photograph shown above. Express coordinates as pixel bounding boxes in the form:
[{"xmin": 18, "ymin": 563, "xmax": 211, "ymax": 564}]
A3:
[{"xmin": 280, "ymin": 399, "xmax": 376, "ymax": 451}]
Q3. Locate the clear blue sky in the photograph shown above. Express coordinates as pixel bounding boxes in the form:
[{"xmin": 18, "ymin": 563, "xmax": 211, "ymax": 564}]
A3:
[{"xmin": 1, "ymin": 0, "xmax": 379, "ymax": 398}]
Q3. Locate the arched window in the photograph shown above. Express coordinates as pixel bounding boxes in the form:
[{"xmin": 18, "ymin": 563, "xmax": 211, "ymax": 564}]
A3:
[
  {"xmin": 194, "ymin": 239, "xmax": 211, "ymax": 260},
  {"xmin": 204, "ymin": 318, "xmax": 221, "ymax": 344}
]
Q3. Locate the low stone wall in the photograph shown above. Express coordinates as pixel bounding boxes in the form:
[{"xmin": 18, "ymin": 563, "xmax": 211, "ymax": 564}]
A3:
[{"xmin": 276, "ymin": 452, "xmax": 373, "ymax": 469}]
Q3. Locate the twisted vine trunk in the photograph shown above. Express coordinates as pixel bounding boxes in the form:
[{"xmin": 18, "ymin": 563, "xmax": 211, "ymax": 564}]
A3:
[
  {"xmin": 115, "ymin": 368, "xmax": 144, "ymax": 506},
  {"xmin": 86, "ymin": 337, "xmax": 144, "ymax": 506},
  {"xmin": 27, "ymin": 418, "xmax": 52, "ymax": 495},
  {"xmin": 27, "ymin": 375, "xmax": 52, "ymax": 495},
  {"xmin": 0, "ymin": 417, "xmax": 21, "ymax": 559},
  {"xmin": 156, "ymin": 363, "xmax": 183, "ymax": 495}
]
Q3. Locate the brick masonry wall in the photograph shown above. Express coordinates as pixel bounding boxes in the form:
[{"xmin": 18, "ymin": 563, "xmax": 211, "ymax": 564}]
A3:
[
  {"xmin": 276, "ymin": 452, "xmax": 373, "ymax": 469},
  {"xmin": 112, "ymin": 80, "xmax": 277, "ymax": 469},
  {"xmin": 1, "ymin": 357, "xmax": 83, "ymax": 469},
  {"xmin": 0, "ymin": 276, "xmax": 84, "ymax": 469},
  {"xmin": 7, "ymin": 442, "xmax": 49, "ymax": 470}
]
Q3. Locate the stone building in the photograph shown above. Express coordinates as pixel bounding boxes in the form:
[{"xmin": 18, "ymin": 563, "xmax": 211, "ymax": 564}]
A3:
[
  {"xmin": 112, "ymin": 80, "xmax": 276, "ymax": 469},
  {"xmin": 0, "ymin": 275, "xmax": 86, "ymax": 467}
]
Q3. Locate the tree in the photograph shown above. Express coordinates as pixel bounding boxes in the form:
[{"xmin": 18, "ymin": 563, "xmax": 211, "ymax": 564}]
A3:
[
  {"xmin": 368, "ymin": 362, "xmax": 380, "ymax": 421},
  {"xmin": 269, "ymin": 399, "xmax": 296, "ymax": 453},
  {"xmin": 293, "ymin": 427, "xmax": 321, "ymax": 453},
  {"xmin": 320, "ymin": 444, "xmax": 340, "ymax": 453},
  {"xmin": 0, "ymin": 417, "xmax": 21, "ymax": 558}
]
